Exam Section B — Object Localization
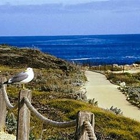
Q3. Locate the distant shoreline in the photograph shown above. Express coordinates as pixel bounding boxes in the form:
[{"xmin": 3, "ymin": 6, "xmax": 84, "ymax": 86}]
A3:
[{"xmin": 71, "ymin": 59, "xmax": 140, "ymax": 66}]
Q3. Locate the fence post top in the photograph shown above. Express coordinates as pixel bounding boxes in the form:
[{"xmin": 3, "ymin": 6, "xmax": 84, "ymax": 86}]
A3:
[
  {"xmin": 20, "ymin": 89, "xmax": 31, "ymax": 92},
  {"xmin": 78, "ymin": 111, "xmax": 94, "ymax": 114},
  {"xmin": 19, "ymin": 89, "xmax": 32, "ymax": 101},
  {"xmin": 78, "ymin": 111, "xmax": 94, "ymax": 120},
  {"xmin": 77, "ymin": 111, "xmax": 95, "ymax": 125},
  {"xmin": 0, "ymin": 77, "xmax": 7, "ymax": 84}
]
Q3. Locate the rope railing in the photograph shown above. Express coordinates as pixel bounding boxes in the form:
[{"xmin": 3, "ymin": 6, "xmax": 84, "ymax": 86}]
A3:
[
  {"xmin": 84, "ymin": 121, "xmax": 97, "ymax": 140},
  {"xmin": 0, "ymin": 77, "xmax": 96, "ymax": 140},
  {"xmin": 24, "ymin": 97, "xmax": 76, "ymax": 128},
  {"xmin": 1, "ymin": 85, "xmax": 17, "ymax": 109},
  {"xmin": 75, "ymin": 111, "xmax": 97, "ymax": 140}
]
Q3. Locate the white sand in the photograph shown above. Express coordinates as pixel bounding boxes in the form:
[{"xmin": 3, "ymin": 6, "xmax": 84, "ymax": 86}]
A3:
[
  {"xmin": 85, "ymin": 70, "xmax": 140, "ymax": 122},
  {"xmin": 0, "ymin": 132, "xmax": 16, "ymax": 140}
]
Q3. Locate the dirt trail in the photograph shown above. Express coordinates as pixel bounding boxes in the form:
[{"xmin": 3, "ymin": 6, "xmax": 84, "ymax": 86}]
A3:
[{"xmin": 85, "ymin": 71, "xmax": 140, "ymax": 122}]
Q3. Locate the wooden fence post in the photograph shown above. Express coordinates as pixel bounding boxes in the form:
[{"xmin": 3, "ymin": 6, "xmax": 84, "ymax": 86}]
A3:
[
  {"xmin": 0, "ymin": 77, "xmax": 7, "ymax": 131},
  {"xmin": 75, "ymin": 111, "xmax": 95, "ymax": 140},
  {"xmin": 17, "ymin": 89, "xmax": 32, "ymax": 140}
]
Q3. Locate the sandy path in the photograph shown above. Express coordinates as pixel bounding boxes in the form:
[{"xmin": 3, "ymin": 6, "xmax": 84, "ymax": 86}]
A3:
[{"xmin": 85, "ymin": 71, "xmax": 140, "ymax": 122}]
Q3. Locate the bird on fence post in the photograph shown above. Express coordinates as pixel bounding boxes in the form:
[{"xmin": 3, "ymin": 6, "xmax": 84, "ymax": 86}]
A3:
[{"xmin": 1, "ymin": 67, "xmax": 34, "ymax": 89}]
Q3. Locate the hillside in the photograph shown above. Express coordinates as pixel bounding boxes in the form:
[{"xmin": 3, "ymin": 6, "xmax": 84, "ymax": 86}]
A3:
[
  {"xmin": 0, "ymin": 45, "xmax": 140, "ymax": 140},
  {"xmin": 0, "ymin": 45, "xmax": 75, "ymax": 71}
]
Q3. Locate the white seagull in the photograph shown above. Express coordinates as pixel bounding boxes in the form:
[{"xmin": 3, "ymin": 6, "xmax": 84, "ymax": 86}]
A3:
[{"xmin": 3, "ymin": 67, "xmax": 34, "ymax": 89}]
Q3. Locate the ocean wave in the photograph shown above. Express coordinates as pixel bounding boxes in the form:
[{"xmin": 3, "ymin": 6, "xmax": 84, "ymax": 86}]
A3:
[
  {"xmin": 123, "ymin": 56, "xmax": 140, "ymax": 59},
  {"xmin": 70, "ymin": 57, "xmax": 110, "ymax": 61},
  {"xmin": 71, "ymin": 58, "xmax": 93, "ymax": 61}
]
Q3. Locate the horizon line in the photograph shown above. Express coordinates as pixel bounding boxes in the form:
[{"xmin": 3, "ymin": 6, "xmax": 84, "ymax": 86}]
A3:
[{"xmin": 0, "ymin": 33, "xmax": 140, "ymax": 37}]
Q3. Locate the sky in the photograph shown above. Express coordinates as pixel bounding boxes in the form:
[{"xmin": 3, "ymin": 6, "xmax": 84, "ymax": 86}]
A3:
[{"xmin": 0, "ymin": 0, "xmax": 140, "ymax": 36}]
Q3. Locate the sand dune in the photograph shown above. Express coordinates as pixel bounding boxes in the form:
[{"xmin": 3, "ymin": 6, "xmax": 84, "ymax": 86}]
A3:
[{"xmin": 85, "ymin": 71, "xmax": 140, "ymax": 122}]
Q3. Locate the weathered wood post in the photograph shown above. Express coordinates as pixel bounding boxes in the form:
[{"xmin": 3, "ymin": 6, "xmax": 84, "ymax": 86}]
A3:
[
  {"xmin": 0, "ymin": 77, "xmax": 7, "ymax": 131},
  {"xmin": 17, "ymin": 90, "xmax": 32, "ymax": 140},
  {"xmin": 75, "ymin": 111, "xmax": 96, "ymax": 140}
]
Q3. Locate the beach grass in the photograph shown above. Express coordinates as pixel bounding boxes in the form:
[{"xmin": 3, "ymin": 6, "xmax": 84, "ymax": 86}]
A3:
[
  {"xmin": 44, "ymin": 99, "xmax": 140, "ymax": 140},
  {"xmin": 106, "ymin": 72, "xmax": 140, "ymax": 86}
]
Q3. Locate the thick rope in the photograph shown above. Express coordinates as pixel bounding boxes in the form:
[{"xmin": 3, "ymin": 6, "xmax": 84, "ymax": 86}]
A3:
[
  {"xmin": 1, "ymin": 85, "xmax": 16, "ymax": 109},
  {"xmin": 24, "ymin": 97, "xmax": 76, "ymax": 128},
  {"xmin": 83, "ymin": 121, "xmax": 97, "ymax": 140}
]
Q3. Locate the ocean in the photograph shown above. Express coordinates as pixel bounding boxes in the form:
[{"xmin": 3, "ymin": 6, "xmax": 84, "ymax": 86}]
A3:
[{"xmin": 0, "ymin": 34, "xmax": 140, "ymax": 65}]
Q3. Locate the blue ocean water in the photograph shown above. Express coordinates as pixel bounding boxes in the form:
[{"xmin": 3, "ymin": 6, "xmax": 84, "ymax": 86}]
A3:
[{"xmin": 0, "ymin": 34, "xmax": 140, "ymax": 65}]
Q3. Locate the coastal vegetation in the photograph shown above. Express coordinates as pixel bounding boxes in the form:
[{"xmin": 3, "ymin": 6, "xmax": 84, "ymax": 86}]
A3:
[
  {"xmin": 89, "ymin": 64, "xmax": 123, "ymax": 72},
  {"xmin": 1, "ymin": 45, "xmax": 140, "ymax": 139},
  {"xmin": 106, "ymin": 72, "xmax": 140, "ymax": 108}
]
